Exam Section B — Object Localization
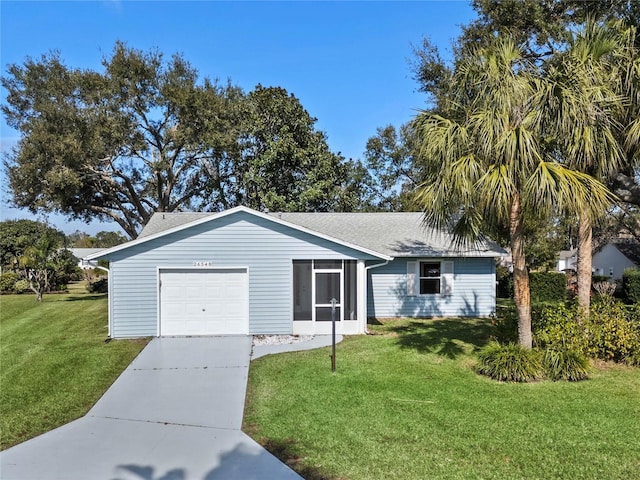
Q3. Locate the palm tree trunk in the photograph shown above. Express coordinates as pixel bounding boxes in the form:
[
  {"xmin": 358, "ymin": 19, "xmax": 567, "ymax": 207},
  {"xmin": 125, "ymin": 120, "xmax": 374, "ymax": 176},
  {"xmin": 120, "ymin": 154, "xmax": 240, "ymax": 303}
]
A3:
[
  {"xmin": 510, "ymin": 194, "xmax": 532, "ymax": 349},
  {"xmin": 576, "ymin": 213, "xmax": 592, "ymax": 317}
]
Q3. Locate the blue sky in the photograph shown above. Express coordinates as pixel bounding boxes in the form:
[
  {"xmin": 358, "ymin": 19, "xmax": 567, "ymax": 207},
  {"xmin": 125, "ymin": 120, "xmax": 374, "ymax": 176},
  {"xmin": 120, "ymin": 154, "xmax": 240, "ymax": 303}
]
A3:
[{"xmin": 1, "ymin": 0, "xmax": 476, "ymax": 234}]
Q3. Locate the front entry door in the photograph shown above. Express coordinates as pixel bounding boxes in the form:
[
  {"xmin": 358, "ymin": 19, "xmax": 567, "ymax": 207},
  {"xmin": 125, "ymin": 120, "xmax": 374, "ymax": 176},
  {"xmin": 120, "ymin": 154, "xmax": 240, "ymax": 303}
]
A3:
[
  {"xmin": 314, "ymin": 270, "xmax": 341, "ymax": 334},
  {"xmin": 293, "ymin": 260, "xmax": 357, "ymax": 335}
]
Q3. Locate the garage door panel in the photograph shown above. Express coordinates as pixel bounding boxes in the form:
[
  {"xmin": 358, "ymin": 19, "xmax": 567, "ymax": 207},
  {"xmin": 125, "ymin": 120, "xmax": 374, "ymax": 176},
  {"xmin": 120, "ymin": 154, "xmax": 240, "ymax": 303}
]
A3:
[
  {"xmin": 160, "ymin": 269, "xmax": 248, "ymax": 336},
  {"xmin": 186, "ymin": 286, "xmax": 202, "ymax": 300}
]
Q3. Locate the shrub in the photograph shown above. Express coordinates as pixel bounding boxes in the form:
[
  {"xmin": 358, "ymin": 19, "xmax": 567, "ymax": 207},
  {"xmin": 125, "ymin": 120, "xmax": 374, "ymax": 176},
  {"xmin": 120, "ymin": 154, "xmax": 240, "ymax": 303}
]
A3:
[
  {"xmin": 87, "ymin": 278, "xmax": 108, "ymax": 293},
  {"xmin": 477, "ymin": 342, "xmax": 544, "ymax": 382},
  {"xmin": 592, "ymin": 281, "xmax": 617, "ymax": 298},
  {"xmin": 93, "ymin": 267, "xmax": 108, "ymax": 277},
  {"xmin": 533, "ymin": 302, "xmax": 587, "ymax": 353},
  {"xmin": 627, "ymin": 303, "xmax": 640, "ymax": 329},
  {"xmin": 493, "ymin": 297, "xmax": 640, "ymax": 368},
  {"xmin": 490, "ymin": 311, "xmax": 519, "ymax": 343},
  {"xmin": 592, "ymin": 275, "xmax": 611, "ymax": 284},
  {"xmin": 542, "ymin": 347, "xmax": 590, "ymax": 381},
  {"xmin": 587, "ymin": 299, "xmax": 640, "ymax": 362},
  {"xmin": 622, "ymin": 268, "xmax": 640, "ymax": 304},
  {"xmin": 0, "ymin": 272, "xmax": 19, "ymax": 293},
  {"xmin": 13, "ymin": 279, "xmax": 32, "ymax": 294},
  {"xmin": 625, "ymin": 350, "xmax": 640, "ymax": 367},
  {"xmin": 529, "ymin": 272, "xmax": 567, "ymax": 302},
  {"xmin": 533, "ymin": 299, "xmax": 640, "ymax": 364}
]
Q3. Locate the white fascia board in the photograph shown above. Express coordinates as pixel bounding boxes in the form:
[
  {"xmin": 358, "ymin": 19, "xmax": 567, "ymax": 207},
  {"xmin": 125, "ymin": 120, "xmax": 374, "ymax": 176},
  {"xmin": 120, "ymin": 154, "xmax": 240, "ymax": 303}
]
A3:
[
  {"xmin": 393, "ymin": 250, "xmax": 505, "ymax": 258},
  {"xmin": 85, "ymin": 206, "xmax": 392, "ymax": 261}
]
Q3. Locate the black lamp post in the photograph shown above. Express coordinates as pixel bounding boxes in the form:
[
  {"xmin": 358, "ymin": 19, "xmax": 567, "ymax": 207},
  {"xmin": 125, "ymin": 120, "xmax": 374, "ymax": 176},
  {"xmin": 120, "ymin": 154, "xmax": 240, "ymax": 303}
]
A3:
[{"xmin": 331, "ymin": 297, "xmax": 337, "ymax": 372}]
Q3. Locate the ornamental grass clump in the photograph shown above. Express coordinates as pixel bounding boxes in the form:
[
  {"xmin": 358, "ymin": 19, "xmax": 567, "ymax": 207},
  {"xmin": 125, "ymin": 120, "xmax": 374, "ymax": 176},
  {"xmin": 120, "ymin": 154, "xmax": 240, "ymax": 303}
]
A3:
[
  {"xmin": 542, "ymin": 347, "xmax": 590, "ymax": 381},
  {"xmin": 477, "ymin": 342, "xmax": 544, "ymax": 382}
]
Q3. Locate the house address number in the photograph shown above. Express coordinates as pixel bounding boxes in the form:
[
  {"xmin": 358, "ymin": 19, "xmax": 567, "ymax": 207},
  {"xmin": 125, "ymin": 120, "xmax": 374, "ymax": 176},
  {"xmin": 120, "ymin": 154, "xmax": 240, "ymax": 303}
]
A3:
[{"xmin": 193, "ymin": 261, "xmax": 214, "ymax": 267}]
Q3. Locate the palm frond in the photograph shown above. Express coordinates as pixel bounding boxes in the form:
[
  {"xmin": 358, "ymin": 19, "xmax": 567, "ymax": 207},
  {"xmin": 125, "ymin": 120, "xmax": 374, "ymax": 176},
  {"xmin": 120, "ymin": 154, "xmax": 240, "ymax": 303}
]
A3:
[
  {"xmin": 625, "ymin": 116, "xmax": 640, "ymax": 154},
  {"xmin": 568, "ymin": 122, "xmax": 624, "ymax": 176},
  {"xmin": 474, "ymin": 164, "xmax": 515, "ymax": 225},
  {"xmin": 415, "ymin": 113, "xmax": 469, "ymax": 172},
  {"xmin": 415, "ymin": 182, "xmax": 453, "ymax": 231},
  {"xmin": 524, "ymin": 161, "xmax": 615, "ymax": 220},
  {"xmin": 450, "ymin": 207, "xmax": 485, "ymax": 247}
]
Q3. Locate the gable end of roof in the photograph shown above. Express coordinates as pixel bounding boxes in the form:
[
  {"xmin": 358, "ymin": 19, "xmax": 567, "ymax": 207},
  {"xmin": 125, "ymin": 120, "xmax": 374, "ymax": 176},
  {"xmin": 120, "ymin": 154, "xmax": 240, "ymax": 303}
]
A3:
[{"xmin": 86, "ymin": 207, "xmax": 392, "ymax": 261}]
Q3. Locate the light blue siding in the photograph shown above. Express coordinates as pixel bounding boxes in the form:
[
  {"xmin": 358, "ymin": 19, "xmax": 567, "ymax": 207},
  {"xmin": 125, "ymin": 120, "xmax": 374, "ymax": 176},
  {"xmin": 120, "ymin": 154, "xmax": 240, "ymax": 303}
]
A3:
[
  {"xmin": 367, "ymin": 257, "xmax": 496, "ymax": 318},
  {"xmin": 107, "ymin": 212, "xmax": 379, "ymax": 338}
]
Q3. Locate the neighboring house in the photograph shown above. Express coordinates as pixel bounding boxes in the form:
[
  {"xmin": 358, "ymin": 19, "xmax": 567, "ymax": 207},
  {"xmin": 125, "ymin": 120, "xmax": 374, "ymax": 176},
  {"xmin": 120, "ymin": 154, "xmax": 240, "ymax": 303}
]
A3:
[
  {"xmin": 592, "ymin": 239, "xmax": 640, "ymax": 280},
  {"xmin": 87, "ymin": 206, "xmax": 505, "ymax": 339},
  {"xmin": 557, "ymin": 250, "xmax": 577, "ymax": 272},
  {"xmin": 69, "ymin": 248, "xmax": 106, "ymax": 269}
]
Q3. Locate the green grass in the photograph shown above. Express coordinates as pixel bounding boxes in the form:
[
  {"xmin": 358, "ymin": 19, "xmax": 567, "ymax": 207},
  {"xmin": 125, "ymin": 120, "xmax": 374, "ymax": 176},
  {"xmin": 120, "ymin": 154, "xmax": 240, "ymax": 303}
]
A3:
[
  {"xmin": 244, "ymin": 318, "xmax": 640, "ymax": 480},
  {"xmin": 0, "ymin": 286, "xmax": 149, "ymax": 450}
]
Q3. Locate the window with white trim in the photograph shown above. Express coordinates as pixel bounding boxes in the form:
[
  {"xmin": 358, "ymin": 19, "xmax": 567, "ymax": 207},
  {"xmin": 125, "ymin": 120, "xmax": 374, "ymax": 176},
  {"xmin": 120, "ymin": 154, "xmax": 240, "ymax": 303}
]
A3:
[
  {"xmin": 407, "ymin": 259, "xmax": 454, "ymax": 296},
  {"xmin": 420, "ymin": 262, "xmax": 441, "ymax": 294}
]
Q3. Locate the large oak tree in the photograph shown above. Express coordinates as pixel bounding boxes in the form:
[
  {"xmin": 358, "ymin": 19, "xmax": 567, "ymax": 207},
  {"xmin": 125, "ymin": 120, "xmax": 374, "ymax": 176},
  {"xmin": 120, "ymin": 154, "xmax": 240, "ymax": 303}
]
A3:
[{"xmin": 3, "ymin": 42, "xmax": 366, "ymax": 238}]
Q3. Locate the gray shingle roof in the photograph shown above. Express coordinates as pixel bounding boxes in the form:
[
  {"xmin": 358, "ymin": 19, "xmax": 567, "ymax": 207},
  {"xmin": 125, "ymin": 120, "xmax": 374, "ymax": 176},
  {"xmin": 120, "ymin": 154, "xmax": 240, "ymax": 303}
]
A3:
[
  {"xmin": 271, "ymin": 212, "xmax": 502, "ymax": 257},
  {"xmin": 138, "ymin": 213, "xmax": 212, "ymax": 238},
  {"xmin": 138, "ymin": 210, "xmax": 504, "ymax": 258},
  {"xmin": 558, "ymin": 249, "xmax": 577, "ymax": 261},
  {"xmin": 69, "ymin": 248, "xmax": 107, "ymax": 260}
]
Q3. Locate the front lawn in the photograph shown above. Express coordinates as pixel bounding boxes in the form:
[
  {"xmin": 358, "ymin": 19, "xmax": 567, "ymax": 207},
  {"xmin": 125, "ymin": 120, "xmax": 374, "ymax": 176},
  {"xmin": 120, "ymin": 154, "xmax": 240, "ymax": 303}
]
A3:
[
  {"xmin": 0, "ymin": 288, "xmax": 149, "ymax": 450},
  {"xmin": 244, "ymin": 318, "xmax": 640, "ymax": 480}
]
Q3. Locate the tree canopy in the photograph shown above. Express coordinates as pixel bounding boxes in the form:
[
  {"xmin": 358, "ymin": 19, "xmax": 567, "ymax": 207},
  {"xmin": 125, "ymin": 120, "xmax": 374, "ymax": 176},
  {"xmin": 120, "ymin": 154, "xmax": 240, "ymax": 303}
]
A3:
[
  {"xmin": 68, "ymin": 230, "xmax": 128, "ymax": 248},
  {"xmin": 0, "ymin": 219, "xmax": 65, "ymax": 268},
  {"xmin": 0, "ymin": 219, "xmax": 76, "ymax": 300},
  {"xmin": 363, "ymin": 123, "xmax": 422, "ymax": 211},
  {"xmin": 3, "ymin": 42, "xmax": 368, "ymax": 239},
  {"xmin": 412, "ymin": 1, "xmax": 640, "ymax": 202},
  {"xmin": 461, "ymin": 0, "xmax": 639, "ymax": 56}
]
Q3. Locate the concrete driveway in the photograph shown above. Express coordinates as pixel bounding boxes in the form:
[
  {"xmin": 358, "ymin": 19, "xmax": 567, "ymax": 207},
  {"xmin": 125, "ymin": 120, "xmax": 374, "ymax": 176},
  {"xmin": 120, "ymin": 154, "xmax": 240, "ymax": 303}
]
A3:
[{"xmin": 0, "ymin": 336, "xmax": 302, "ymax": 480}]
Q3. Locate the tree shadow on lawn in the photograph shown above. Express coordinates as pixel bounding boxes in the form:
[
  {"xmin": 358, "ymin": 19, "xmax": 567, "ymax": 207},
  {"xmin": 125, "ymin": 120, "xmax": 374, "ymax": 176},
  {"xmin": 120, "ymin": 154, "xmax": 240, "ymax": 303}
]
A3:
[{"xmin": 386, "ymin": 318, "xmax": 493, "ymax": 359}]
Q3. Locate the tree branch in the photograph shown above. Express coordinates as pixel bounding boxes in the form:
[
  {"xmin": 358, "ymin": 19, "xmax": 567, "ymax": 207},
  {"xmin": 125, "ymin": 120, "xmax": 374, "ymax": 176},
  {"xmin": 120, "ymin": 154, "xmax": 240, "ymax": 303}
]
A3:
[
  {"xmin": 611, "ymin": 172, "xmax": 640, "ymax": 206},
  {"xmin": 87, "ymin": 204, "xmax": 139, "ymax": 239},
  {"xmin": 105, "ymin": 157, "xmax": 153, "ymax": 224}
]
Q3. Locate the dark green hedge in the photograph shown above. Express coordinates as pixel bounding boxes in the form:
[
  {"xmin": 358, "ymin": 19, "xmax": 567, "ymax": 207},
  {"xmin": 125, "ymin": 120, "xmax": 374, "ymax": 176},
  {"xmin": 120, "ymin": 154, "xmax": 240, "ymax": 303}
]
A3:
[
  {"xmin": 529, "ymin": 272, "xmax": 567, "ymax": 302},
  {"xmin": 622, "ymin": 268, "xmax": 640, "ymax": 304},
  {"xmin": 87, "ymin": 278, "xmax": 108, "ymax": 294}
]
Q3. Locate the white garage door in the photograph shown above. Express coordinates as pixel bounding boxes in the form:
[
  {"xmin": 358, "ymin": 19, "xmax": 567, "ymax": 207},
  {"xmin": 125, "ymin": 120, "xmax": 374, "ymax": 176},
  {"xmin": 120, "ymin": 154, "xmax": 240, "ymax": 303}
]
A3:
[{"xmin": 160, "ymin": 268, "xmax": 249, "ymax": 336}]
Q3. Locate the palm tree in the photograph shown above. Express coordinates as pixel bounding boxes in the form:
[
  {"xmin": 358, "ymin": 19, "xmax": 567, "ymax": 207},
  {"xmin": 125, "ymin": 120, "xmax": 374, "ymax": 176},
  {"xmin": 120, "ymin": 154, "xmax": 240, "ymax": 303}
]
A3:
[
  {"xmin": 541, "ymin": 21, "xmax": 633, "ymax": 314},
  {"xmin": 415, "ymin": 38, "xmax": 613, "ymax": 348},
  {"xmin": 18, "ymin": 233, "xmax": 59, "ymax": 302}
]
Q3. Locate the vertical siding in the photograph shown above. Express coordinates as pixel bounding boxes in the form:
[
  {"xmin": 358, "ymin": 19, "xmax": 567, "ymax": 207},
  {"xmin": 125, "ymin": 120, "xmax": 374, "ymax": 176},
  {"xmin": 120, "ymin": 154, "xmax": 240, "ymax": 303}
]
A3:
[
  {"xmin": 367, "ymin": 257, "xmax": 496, "ymax": 318},
  {"xmin": 108, "ymin": 212, "xmax": 378, "ymax": 338}
]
